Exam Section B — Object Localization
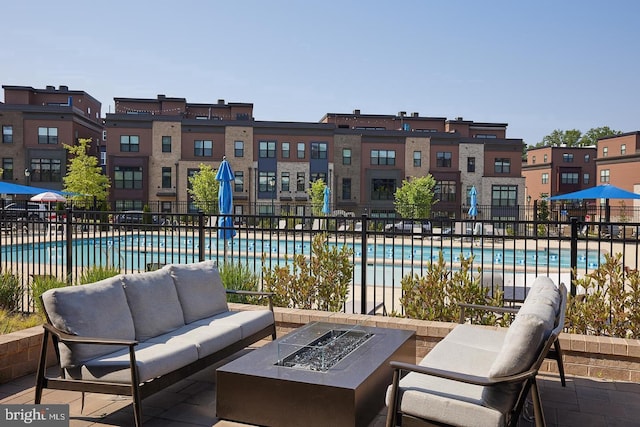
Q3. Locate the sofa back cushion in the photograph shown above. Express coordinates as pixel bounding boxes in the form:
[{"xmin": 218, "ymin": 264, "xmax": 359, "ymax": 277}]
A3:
[
  {"xmin": 167, "ymin": 260, "xmax": 229, "ymax": 323},
  {"xmin": 122, "ymin": 268, "xmax": 185, "ymax": 341},
  {"xmin": 41, "ymin": 275, "xmax": 135, "ymax": 368}
]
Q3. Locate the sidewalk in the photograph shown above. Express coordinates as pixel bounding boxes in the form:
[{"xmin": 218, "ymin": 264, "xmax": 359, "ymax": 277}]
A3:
[{"xmin": 2, "ymin": 363, "xmax": 639, "ymax": 426}]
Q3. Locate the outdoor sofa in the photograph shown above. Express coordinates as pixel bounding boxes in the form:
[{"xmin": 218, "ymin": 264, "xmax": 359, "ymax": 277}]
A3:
[
  {"xmin": 35, "ymin": 260, "xmax": 276, "ymax": 427},
  {"xmin": 386, "ymin": 276, "xmax": 567, "ymax": 427}
]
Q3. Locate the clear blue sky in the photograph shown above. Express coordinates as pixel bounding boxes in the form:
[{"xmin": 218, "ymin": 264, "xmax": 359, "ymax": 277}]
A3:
[{"xmin": 4, "ymin": 0, "xmax": 639, "ymax": 146}]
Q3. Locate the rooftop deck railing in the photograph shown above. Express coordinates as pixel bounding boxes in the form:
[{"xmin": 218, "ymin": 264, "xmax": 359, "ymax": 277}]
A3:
[{"xmin": 1, "ymin": 208, "xmax": 639, "ymax": 315}]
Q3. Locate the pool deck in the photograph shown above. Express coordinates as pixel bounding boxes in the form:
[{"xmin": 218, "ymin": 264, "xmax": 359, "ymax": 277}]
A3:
[{"xmin": 2, "ymin": 342, "xmax": 639, "ymax": 427}]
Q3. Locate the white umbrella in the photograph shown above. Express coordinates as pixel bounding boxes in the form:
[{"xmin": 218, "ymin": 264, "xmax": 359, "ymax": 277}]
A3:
[{"xmin": 30, "ymin": 191, "xmax": 67, "ymax": 203}]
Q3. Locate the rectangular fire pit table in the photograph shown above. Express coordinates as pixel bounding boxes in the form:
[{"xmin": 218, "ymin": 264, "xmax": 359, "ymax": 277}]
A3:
[{"xmin": 216, "ymin": 321, "xmax": 415, "ymax": 427}]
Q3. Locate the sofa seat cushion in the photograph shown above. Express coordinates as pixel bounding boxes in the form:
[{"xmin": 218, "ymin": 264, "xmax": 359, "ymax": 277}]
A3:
[
  {"xmin": 147, "ymin": 322, "xmax": 242, "ymax": 359},
  {"xmin": 167, "ymin": 260, "xmax": 229, "ymax": 323},
  {"xmin": 122, "ymin": 268, "xmax": 185, "ymax": 341},
  {"xmin": 198, "ymin": 310, "xmax": 275, "ymax": 340},
  {"xmin": 66, "ymin": 341, "xmax": 199, "ymax": 384},
  {"xmin": 41, "ymin": 276, "xmax": 135, "ymax": 368}
]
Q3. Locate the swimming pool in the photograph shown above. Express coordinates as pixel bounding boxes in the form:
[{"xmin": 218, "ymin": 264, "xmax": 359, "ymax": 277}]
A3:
[{"xmin": 4, "ymin": 235, "xmax": 603, "ymax": 273}]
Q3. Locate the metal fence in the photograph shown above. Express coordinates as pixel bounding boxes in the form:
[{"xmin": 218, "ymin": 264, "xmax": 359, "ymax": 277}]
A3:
[{"xmin": 2, "ymin": 208, "xmax": 639, "ymax": 315}]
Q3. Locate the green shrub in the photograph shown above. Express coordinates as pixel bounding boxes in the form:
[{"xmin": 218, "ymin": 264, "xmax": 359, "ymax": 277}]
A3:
[
  {"xmin": 400, "ymin": 252, "xmax": 506, "ymax": 325},
  {"xmin": 567, "ymin": 252, "xmax": 640, "ymax": 338},
  {"xmin": 31, "ymin": 275, "xmax": 67, "ymax": 314},
  {"xmin": 0, "ymin": 309, "xmax": 44, "ymax": 334},
  {"xmin": 77, "ymin": 265, "xmax": 121, "ymax": 285},
  {"xmin": 0, "ymin": 271, "xmax": 22, "ymax": 312},
  {"xmin": 262, "ymin": 233, "xmax": 353, "ymax": 311},
  {"xmin": 219, "ymin": 261, "xmax": 260, "ymax": 304}
]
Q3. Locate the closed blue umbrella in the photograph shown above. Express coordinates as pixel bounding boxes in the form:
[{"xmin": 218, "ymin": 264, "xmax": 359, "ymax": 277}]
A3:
[
  {"xmin": 322, "ymin": 186, "xmax": 330, "ymax": 215},
  {"xmin": 468, "ymin": 186, "xmax": 478, "ymax": 218},
  {"xmin": 215, "ymin": 157, "xmax": 236, "ymax": 242}
]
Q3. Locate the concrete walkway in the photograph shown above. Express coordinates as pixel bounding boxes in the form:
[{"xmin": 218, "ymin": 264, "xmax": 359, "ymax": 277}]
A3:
[{"xmin": 1, "ymin": 358, "xmax": 639, "ymax": 427}]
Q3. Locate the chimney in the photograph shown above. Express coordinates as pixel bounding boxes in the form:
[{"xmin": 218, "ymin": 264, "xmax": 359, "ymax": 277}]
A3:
[
  {"xmin": 398, "ymin": 111, "xmax": 406, "ymax": 117},
  {"xmin": 353, "ymin": 109, "xmax": 360, "ymax": 115},
  {"xmin": 158, "ymin": 94, "xmax": 166, "ymax": 100},
  {"xmin": 46, "ymin": 85, "xmax": 55, "ymax": 91},
  {"xmin": 218, "ymin": 99, "xmax": 225, "ymax": 105},
  {"xmin": 412, "ymin": 112, "xmax": 419, "ymax": 117},
  {"xmin": 59, "ymin": 85, "xmax": 68, "ymax": 91}
]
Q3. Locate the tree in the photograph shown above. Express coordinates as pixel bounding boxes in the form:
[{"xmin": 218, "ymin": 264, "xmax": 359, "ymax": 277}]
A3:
[
  {"xmin": 187, "ymin": 163, "xmax": 218, "ymax": 214},
  {"xmin": 308, "ymin": 179, "xmax": 326, "ymax": 216},
  {"xmin": 394, "ymin": 175, "xmax": 438, "ymax": 219},
  {"xmin": 580, "ymin": 126, "xmax": 622, "ymax": 146},
  {"xmin": 535, "ymin": 126, "xmax": 622, "ymax": 147},
  {"xmin": 63, "ymin": 138, "xmax": 110, "ymax": 208}
]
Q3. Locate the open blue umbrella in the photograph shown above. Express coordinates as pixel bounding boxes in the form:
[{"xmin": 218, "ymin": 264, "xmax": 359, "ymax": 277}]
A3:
[
  {"xmin": 215, "ymin": 157, "xmax": 236, "ymax": 243},
  {"xmin": 322, "ymin": 186, "xmax": 330, "ymax": 215},
  {"xmin": 0, "ymin": 182, "xmax": 53, "ymax": 195},
  {"xmin": 548, "ymin": 184, "xmax": 640, "ymax": 200},
  {"xmin": 468, "ymin": 186, "xmax": 478, "ymax": 218}
]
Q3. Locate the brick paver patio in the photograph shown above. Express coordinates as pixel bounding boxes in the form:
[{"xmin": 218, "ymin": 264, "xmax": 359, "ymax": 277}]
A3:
[{"xmin": 1, "ymin": 349, "xmax": 639, "ymax": 427}]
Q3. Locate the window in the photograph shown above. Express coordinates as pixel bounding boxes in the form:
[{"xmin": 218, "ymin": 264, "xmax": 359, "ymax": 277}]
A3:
[
  {"xmin": 311, "ymin": 142, "xmax": 327, "ymax": 159},
  {"xmin": 30, "ymin": 158, "xmax": 62, "ymax": 182},
  {"xmin": 492, "ymin": 185, "xmax": 517, "ymax": 207},
  {"xmin": 194, "ymin": 140, "xmax": 212, "ymax": 157},
  {"xmin": 531, "ymin": 156, "xmax": 536, "ymax": 164},
  {"xmin": 434, "ymin": 180, "xmax": 456, "ymax": 202},
  {"xmin": 583, "ymin": 173, "xmax": 590, "ymax": 185},
  {"xmin": 476, "ymin": 134, "xmax": 497, "ymax": 139},
  {"xmin": 234, "ymin": 141, "xmax": 244, "ymax": 157},
  {"xmin": 281, "ymin": 172, "xmax": 290, "ymax": 192},
  {"xmin": 2, "ymin": 158, "xmax": 13, "ymax": 180},
  {"xmin": 600, "ymin": 169, "xmax": 610, "ymax": 183},
  {"xmin": 161, "ymin": 167, "xmax": 172, "ymax": 188},
  {"xmin": 120, "ymin": 135, "xmax": 140, "ymax": 152},
  {"xmin": 162, "ymin": 136, "xmax": 171, "ymax": 153},
  {"xmin": 371, "ymin": 178, "xmax": 396, "ymax": 200},
  {"xmin": 259, "ymin": 141, "xmax": 276, "ymax": 158},
  {"xmin": 311, "ymin": 173, "xmax": 327, "ymax": 184},
  {"xmin": 114, "ymin": 166, "xmax": 143, "ymax": 189},
  {"xmin": 543, "ymin": 154, "xmax": 548, "ymax": 163},
  {"xmin": 342, "ymin": 148, "xmax": 352, "ymax": 165},
  {"xmin": 563, "ymin": 153, "xmax": 574, "ymax": 162},
  {"xmin": 561, "ymin": 172, "xmax": 579, "ymax": 184},
  {"xmin": 296, "ymin": 173, "xmax": 305, "ymax": 191},
  {"xmin": 371, "ymin": 149, "xmax": 396, "ymax": 165},
  {"xmin": 542, "ymin": 173, "xmax": 549, "ymax": 184},
  {"xmin": 297, "ymin": 142, "xmax": 305, "ymax": 159},
  {"xmin": 2, "ymin": 126, "xmax": 12, "ymax": 143},
  {"xmin": 467, "ymin": 157, "xmax": 475, "ymax": 172},
  {"xmin": 436, "ymin": 151, "xmax": 452, "ymax": 167},
  {"xmin": 258, "ymin": 171, "xmax": 276, "ymax": 192},
  {"xmin": 603, "ymin": 147, "xmax": 608, "ymax": 157},
  {"xmin": 38, "ymin": 127, "xmax": 58, "ymax": 144},
  {"xmin": 234, "ymin": 171, "xmax": 244, "ymax": 192},
  {"xmin": 621, "ymin": 144, "xmax": 626, "ymax": 155},
  {"xmin": 584, "ymin": 154, "xmax": 590, "ymax": 163},
  {"xmin": 494, "ymin": 158, "xmax": 511, "ymax": 173},
  {"xmin": 342, "ymin": 178, "xmax": 352, "ymax": 200},
  {"xmin": 413, "ymin": 151, "xmax": 421, "ymax": 167},
  {"xmin": 282, "ymin": 142, "xmax": 290, "ymax": 158}
]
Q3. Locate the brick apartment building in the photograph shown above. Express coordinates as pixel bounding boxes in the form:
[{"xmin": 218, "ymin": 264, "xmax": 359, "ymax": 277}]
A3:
[
  {"xmin": 0, "ymin": 85, "xmax": 103, "ymax": 193},
  {"xmin": 2, "ymin": 85, "xmax": 526, "ymax": 221}
]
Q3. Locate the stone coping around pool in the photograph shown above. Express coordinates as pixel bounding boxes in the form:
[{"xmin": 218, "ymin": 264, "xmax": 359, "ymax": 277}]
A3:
[{"xmin": 1, "ymin": 304, "xmax": 639, "ymax": 384}]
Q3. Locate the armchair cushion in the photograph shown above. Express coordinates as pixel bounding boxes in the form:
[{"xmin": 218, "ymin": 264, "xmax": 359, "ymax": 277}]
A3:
[{"xmin": 487, "ymin": 314, "xmax": 545, "ymax": 378}]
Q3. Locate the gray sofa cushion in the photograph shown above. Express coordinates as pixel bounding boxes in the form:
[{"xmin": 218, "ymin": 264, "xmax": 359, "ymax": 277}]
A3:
[
  {"xmin": 68, "ymin": 340, "xmax": 199, "ymax": 383},
  {"xmin": 122, "ymin": 268, "xmax": 185, "ymax": 341},
  {"xmin": 195, "ymin": 310, "xmax": 275, "ymax": 340},
  {"xmin": 147, "ymin": 322, "xmax": 242, "ymax": 359},
  {"xmin": 41, "ymin": 275, "xmax": 135, "ymax": 368},
  {"xmin": 167, "ymin": 260, "xmax": 229, "ymax": 323}
]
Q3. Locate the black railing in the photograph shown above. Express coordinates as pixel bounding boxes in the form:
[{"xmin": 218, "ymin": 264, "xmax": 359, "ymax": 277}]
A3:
[{"xmin": 1, "ymin": 208, "xmax": 639, "ymax": 315}]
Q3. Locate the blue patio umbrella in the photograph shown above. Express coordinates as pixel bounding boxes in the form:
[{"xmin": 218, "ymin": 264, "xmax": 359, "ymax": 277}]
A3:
[
  {"xmin": 547, "ymin": 184, "xmax": 640, "ymax": 201},
  {"xmin": 0, "ymin": 182, "xmax": 52, "ymax": 195},
  {"xmin": 215, "ymin": 157, "xmax": 236, "ymax": 243},
  {"xmin": 468, "ymin": 186, "xmax": 478, "ymax": 218},
  {"xmin": 322, "ymin": 186, "xmax": 330, "ymax": 215}
]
